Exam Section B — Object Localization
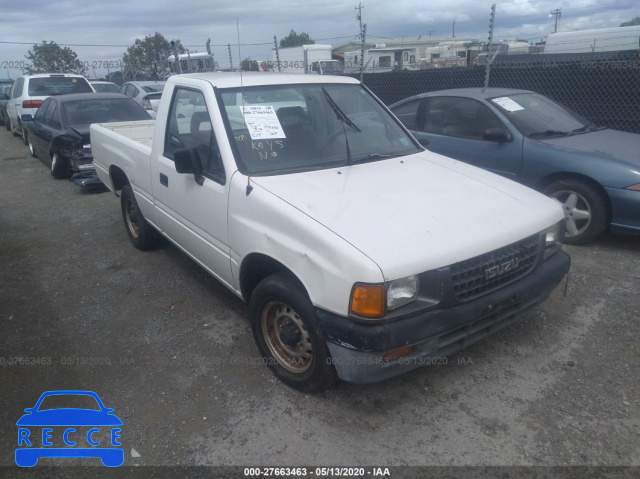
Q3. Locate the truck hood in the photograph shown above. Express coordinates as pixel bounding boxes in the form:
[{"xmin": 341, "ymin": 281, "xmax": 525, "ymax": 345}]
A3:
[
  {"xmin": 251, "ymin": 151, "xmax": 564, "ymax": 279},
  {"xmin": 538, "ymin": 128, "xmax": 640, "ymax": 168}
]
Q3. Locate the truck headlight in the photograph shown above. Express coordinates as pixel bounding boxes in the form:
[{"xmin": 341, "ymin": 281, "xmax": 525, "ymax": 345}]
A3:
[
  {"xmin": 387, "ymin": 274, "xmax": 419, "ymax": 311},
  {"xmin": 350, "ymin": 275, "xmax": 419, "ymax": 318},
  {"xmin": 544, "ymin": 221, "xmax": 564, "ymax": 258}
]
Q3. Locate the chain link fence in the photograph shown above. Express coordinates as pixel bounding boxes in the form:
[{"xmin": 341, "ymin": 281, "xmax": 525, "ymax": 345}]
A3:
[{"xmin": 350, "ymin": 51, "xmax": 640, "ymax": 134}]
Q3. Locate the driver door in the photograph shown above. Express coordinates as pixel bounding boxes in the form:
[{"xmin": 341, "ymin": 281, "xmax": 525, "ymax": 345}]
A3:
[{"xmin": 150, "ymin": 86, "xmax": 233, "ymax": 289}]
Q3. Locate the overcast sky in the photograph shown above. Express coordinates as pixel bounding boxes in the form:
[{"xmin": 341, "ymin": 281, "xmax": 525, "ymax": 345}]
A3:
[{"xmin": 1, "ymin": 0, "xmax": 638, "ymax": 78}]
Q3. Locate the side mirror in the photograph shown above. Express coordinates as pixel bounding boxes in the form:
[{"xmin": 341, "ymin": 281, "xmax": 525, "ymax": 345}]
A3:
[
  {"xmin": 174, "ymin": 147, "xmax": 204, "ymax": 185},
  {"xmin": 21, "ymin": 114, "xmax": 33, "ymax": 122},
  {"xmin": 483, "ymin": 127, "xmax": 509, "ymax": 142}
]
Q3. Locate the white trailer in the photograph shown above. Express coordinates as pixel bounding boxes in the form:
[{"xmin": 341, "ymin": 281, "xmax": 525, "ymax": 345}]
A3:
[
  {"xmin": 343, "ymin": 45, "xmax": 419, "ymax": 73},
  {"xmin": 268, "ymin": 44, "xmax": 341, "ymax": 74},
  {"xmin": 544, "ymin": 26, "xmax": 640, "ymax": 54},
  {"xmin": 423, "ymin": 41, "xmax": 483, "ymax": 68}
]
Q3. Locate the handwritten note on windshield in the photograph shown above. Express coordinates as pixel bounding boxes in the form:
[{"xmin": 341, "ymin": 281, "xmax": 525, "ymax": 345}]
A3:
[
  {"xmin": 242, "ymin": 106, "xmax": 286, "ymax": 140},
  {"xmin": 491, "ymin": 97, "xmax": 524, "ymax": 112}
]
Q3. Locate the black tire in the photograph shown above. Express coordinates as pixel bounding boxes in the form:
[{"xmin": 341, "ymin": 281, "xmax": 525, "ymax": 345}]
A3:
[
  {"xmin": 3, "ymin": 117, "xmax": 9, "ymax": 131},
  {"xmin": 28, "ymin": 137, "xmax": 37, "ymax": 158},
  {"xmin": 249, "ymin": 272, "xmax": 338, "ymax": 392},
  {"xmin": 21, "ymin": 125, "xmax": 29, "ymax": 146},
  {"xmin": 120, "ymin": 185, "xmax": 160, "ymax": 250},
  {"xmin": 10, "ymin": 119, "xmax": 19, "ymax": 137},
  {"xmin": 50, "ymin": 153, "xmax": 70, "ymax": 179},
  {"xmin": 542, "ymin": 179, "xmax": 609, "ymax": 245}
]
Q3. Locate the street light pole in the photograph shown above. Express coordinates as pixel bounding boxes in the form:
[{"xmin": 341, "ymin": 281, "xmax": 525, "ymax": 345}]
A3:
[{"xmin": 550, "ymin": 8, "xmax": 562, "ymax": 33}]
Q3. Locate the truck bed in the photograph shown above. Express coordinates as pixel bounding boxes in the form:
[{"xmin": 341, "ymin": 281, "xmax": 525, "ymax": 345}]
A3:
[{"xmin": 91, "ymin": 120, "xmax": 156, "ymax": 200}]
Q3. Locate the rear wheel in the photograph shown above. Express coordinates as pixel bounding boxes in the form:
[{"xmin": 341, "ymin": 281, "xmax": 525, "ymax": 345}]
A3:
[
  {"xmin": 50, "ymin": 153, "xmax": 70, "ymax": 179},
  {"xmin": 121, "ymin": 185, "xmax": 160, "ymax": 250},
  {"xmin": 543, "ymin": 179, "xmax": 608, "ymax": 245},
  {"xmin": 28, "ymin": 138, "xmax": 37, "ymax": 158},
  {"xmin": 10, "ymin": 119, "xmax": 19, "ymax": 137},
  {"xmin": 250, "ymin": 272, "xmax": 338, "ymax": 392}
]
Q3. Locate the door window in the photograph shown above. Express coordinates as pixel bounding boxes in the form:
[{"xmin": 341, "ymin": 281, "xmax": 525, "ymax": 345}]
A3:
[
  {"xmin": 164, "ymin": 88, "xmax": 225, "ymax": 183},
  {"xmin": 391, "ymin": 100, "xmax": 421, "ymax": 130},
  {"xmin": 35, "ymin": 99, "xmax": 51, "ymax": 121},
  {"xmin": 423, "ymin": 97, "xmax": 504, "ymax": 140}
]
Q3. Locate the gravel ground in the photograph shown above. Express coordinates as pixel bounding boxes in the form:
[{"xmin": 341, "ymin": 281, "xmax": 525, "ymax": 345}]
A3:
[{"xmin": 1, "ymin": 125, "xmax": 639, "ymax": 477}]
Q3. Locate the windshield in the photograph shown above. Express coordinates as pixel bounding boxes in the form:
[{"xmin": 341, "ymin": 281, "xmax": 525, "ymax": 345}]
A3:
[
  {"xmin": 63, "ymin": 98, "xmax": 150, "ymax": 125},
  {"xmin": 220, "ymin": 83, "xmax": 419, "ymax": 175},
  {"xmin": 490, "ymin": 93, "xmax": 590, "ymax": 137},
  {"xmin": 27, "ymin": 76, "xmax": 93, "ymax": 96},
  {"xmin": 91, "ymin": 82, "xmax": 119, "ymax": 93}
]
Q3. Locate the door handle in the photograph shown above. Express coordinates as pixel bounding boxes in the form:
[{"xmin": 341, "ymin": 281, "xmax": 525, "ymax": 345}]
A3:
[{"xmin": 160, "ymin": 173, "xmax": 168, "ymax": 187}]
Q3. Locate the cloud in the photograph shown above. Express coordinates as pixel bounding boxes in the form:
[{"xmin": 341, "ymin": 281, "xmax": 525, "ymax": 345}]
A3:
[{"xmin": 0, "ymin": 0, "xmax": 637, "ymax": 77}]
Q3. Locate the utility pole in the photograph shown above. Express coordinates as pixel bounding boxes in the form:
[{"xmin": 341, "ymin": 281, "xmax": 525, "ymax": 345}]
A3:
[
  {"xmin": 206, "ymin": 38, "xmax": 216, "ymax": 71},
  {"xmin": 274, "ymin": 35, "xmax": 281, "ymax": 72},
  {"xmin": 227, "ymin": 43, "xmax": 233, "ymax": 71},
  {"xmin": 550, "ymin": 8, "xmax": 562, "ymax": 33},
  {"xmin": 355, "ymin": 2, "xmax": 366, "ymax": 81},
  {"xmin": 170, "ymin": 41, "xmax": 182, "ymax": 74},
  {"xmin": 452, "ymin": 20, "xmax": 456, "ymax": 38},
  {"xmin": 483, "ymin": 4, "xmax": 496, "ymax": 91}
]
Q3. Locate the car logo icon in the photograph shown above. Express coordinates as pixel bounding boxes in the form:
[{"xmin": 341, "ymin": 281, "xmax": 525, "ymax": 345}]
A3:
[{"xmin": 15, "ymin": 390, "xmax": 123, "ymax": 467}]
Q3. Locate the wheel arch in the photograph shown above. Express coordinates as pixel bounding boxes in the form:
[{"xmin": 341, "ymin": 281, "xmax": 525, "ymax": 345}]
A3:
[
  {"xmin": 239, "ymin": 253, "xmax": 306, "ymax": 303},
  {"xmin": 536, "ymin": 172, "xmax": 612, "ymax": 219},
  {"xmin": 109, "ymin": 165, "xmax": 130, "ymax": 193}
]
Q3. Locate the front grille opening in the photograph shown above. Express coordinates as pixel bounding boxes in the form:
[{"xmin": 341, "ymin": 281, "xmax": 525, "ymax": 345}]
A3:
[{"xmin": 450, "ymin": 234, "xmax": 540, "ymax": 301}]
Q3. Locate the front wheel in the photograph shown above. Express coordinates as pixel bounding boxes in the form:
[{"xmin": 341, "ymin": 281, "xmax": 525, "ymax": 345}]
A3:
[
  {"xmin": 50, "ymin": 153, "xmax": 70, "ymax": 179},
  {"xmin": 542, "ymin": 179, "xmax": 608, "ymax": 245},
  {"xmin": 250, "ymin": 272, "xmax": 337, "ymax": 392},
  {"xmin": 22, "ymin": 125, "xmax": 29, "ymax": 146},
  {"xmin": 120, "ymin": 185, "xmax": 160, "ymax": 250}
]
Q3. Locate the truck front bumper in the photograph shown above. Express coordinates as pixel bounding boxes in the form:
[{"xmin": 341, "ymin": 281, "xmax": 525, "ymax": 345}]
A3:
[{"xmin": 316, "ymin": 250, "xmax": 570, "ymax": 384}]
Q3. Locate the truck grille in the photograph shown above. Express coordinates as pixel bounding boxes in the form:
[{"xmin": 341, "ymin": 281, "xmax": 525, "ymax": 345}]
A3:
[{"xmin": 450, "ymin": 234, "xmax": 540, "ymax": 302}]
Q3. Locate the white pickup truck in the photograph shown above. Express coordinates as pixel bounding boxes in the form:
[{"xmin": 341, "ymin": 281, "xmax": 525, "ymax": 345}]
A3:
[{"xmin": 91, "ymin": 73, "xmax": 570, "ymax": 392}]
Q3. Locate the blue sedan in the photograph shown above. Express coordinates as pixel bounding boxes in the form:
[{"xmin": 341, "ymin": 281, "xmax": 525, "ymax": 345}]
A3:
[{"xmin": 390, "ymin": 88, "xmax": 640, "ymax": 244}]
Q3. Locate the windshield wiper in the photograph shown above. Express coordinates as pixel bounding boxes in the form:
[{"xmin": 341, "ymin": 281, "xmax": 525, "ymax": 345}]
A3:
[
  {"xmin": 322, "ymin": 88, "xmax": 361, "ymax": 165},
  {"xmin": 529, "ymin": 130, "xmax": 571, "ymax": 138},
  {"xmin": 572, "ymin": 123, "xmax": 606, "ymax": 134},
  {"xmin": 322, "ymin": 88, "xmax": 361, "ymax": 133}
]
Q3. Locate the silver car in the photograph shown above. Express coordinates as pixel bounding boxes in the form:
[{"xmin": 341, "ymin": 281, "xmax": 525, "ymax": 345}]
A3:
[{"xmin": 118, "ymin": 81, "xmax": 166, "ymax": 118}]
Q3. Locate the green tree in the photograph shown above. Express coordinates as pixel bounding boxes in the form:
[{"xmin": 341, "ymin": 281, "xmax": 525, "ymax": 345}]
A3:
[
  {"xmin": 620, "ymin": 17, "xmax": 640, "ymax": 26},
  {"xmin": 240, "ymin": 58, "xmax": 259, "ymax": 71},
  {"xmin": 279, "ymin": 30, "xmax": 315, "ymax": 48},
  {"xmin": 25, "ymin": 41, "xmax": 86, "ymax": 74},
  {"xmin": 122, "ymin": 33, "xmax": 184, "ymax": 80}
]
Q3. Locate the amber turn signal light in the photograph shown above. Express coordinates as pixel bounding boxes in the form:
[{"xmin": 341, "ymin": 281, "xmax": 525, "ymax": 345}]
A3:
[
  {"xmin": 382, "ymin": 346, "xmax": 414, "ymax": 363},
  {"xmin": 350, "ymin": 284, "xmax": 385, "ymax": 318}
]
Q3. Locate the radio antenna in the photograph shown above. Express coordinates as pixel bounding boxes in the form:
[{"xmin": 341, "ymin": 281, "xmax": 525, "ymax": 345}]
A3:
[{"xmin": 236, "ymin": 19, "xmax": 253, "ymax": 195}]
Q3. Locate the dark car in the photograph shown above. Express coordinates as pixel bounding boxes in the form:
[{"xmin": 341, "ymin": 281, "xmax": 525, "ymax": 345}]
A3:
[
  {"xmin": 390, "ymin": 88, "xmax": 640, "ymax": 244},
  {"xmin": 0, "ymin": 79, "xmax": 15, "ymax": 128},
  {"xmin": 23, "ymin": 92, "xmax": 151, "ymax": 179}
]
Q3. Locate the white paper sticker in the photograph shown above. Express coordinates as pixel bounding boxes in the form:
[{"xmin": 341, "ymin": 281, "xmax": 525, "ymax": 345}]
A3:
[
  {"xmin": 491, "ymin": 97, "xmax": 524, "ymax": 112},
  {"xmin": 242, "ymin": 105, "xmax": 286, "ymax": 140}
]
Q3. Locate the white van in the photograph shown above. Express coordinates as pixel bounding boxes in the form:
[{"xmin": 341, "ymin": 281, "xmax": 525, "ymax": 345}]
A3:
[{"xmin": 7, "ymin": 73, "xmax": 94, "ymax": 144}]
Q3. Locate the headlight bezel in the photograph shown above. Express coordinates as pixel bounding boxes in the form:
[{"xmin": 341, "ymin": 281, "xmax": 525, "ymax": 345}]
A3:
[{"xmin": 349, "ymin": 274, "xmax": 420, "ymax": 319}]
